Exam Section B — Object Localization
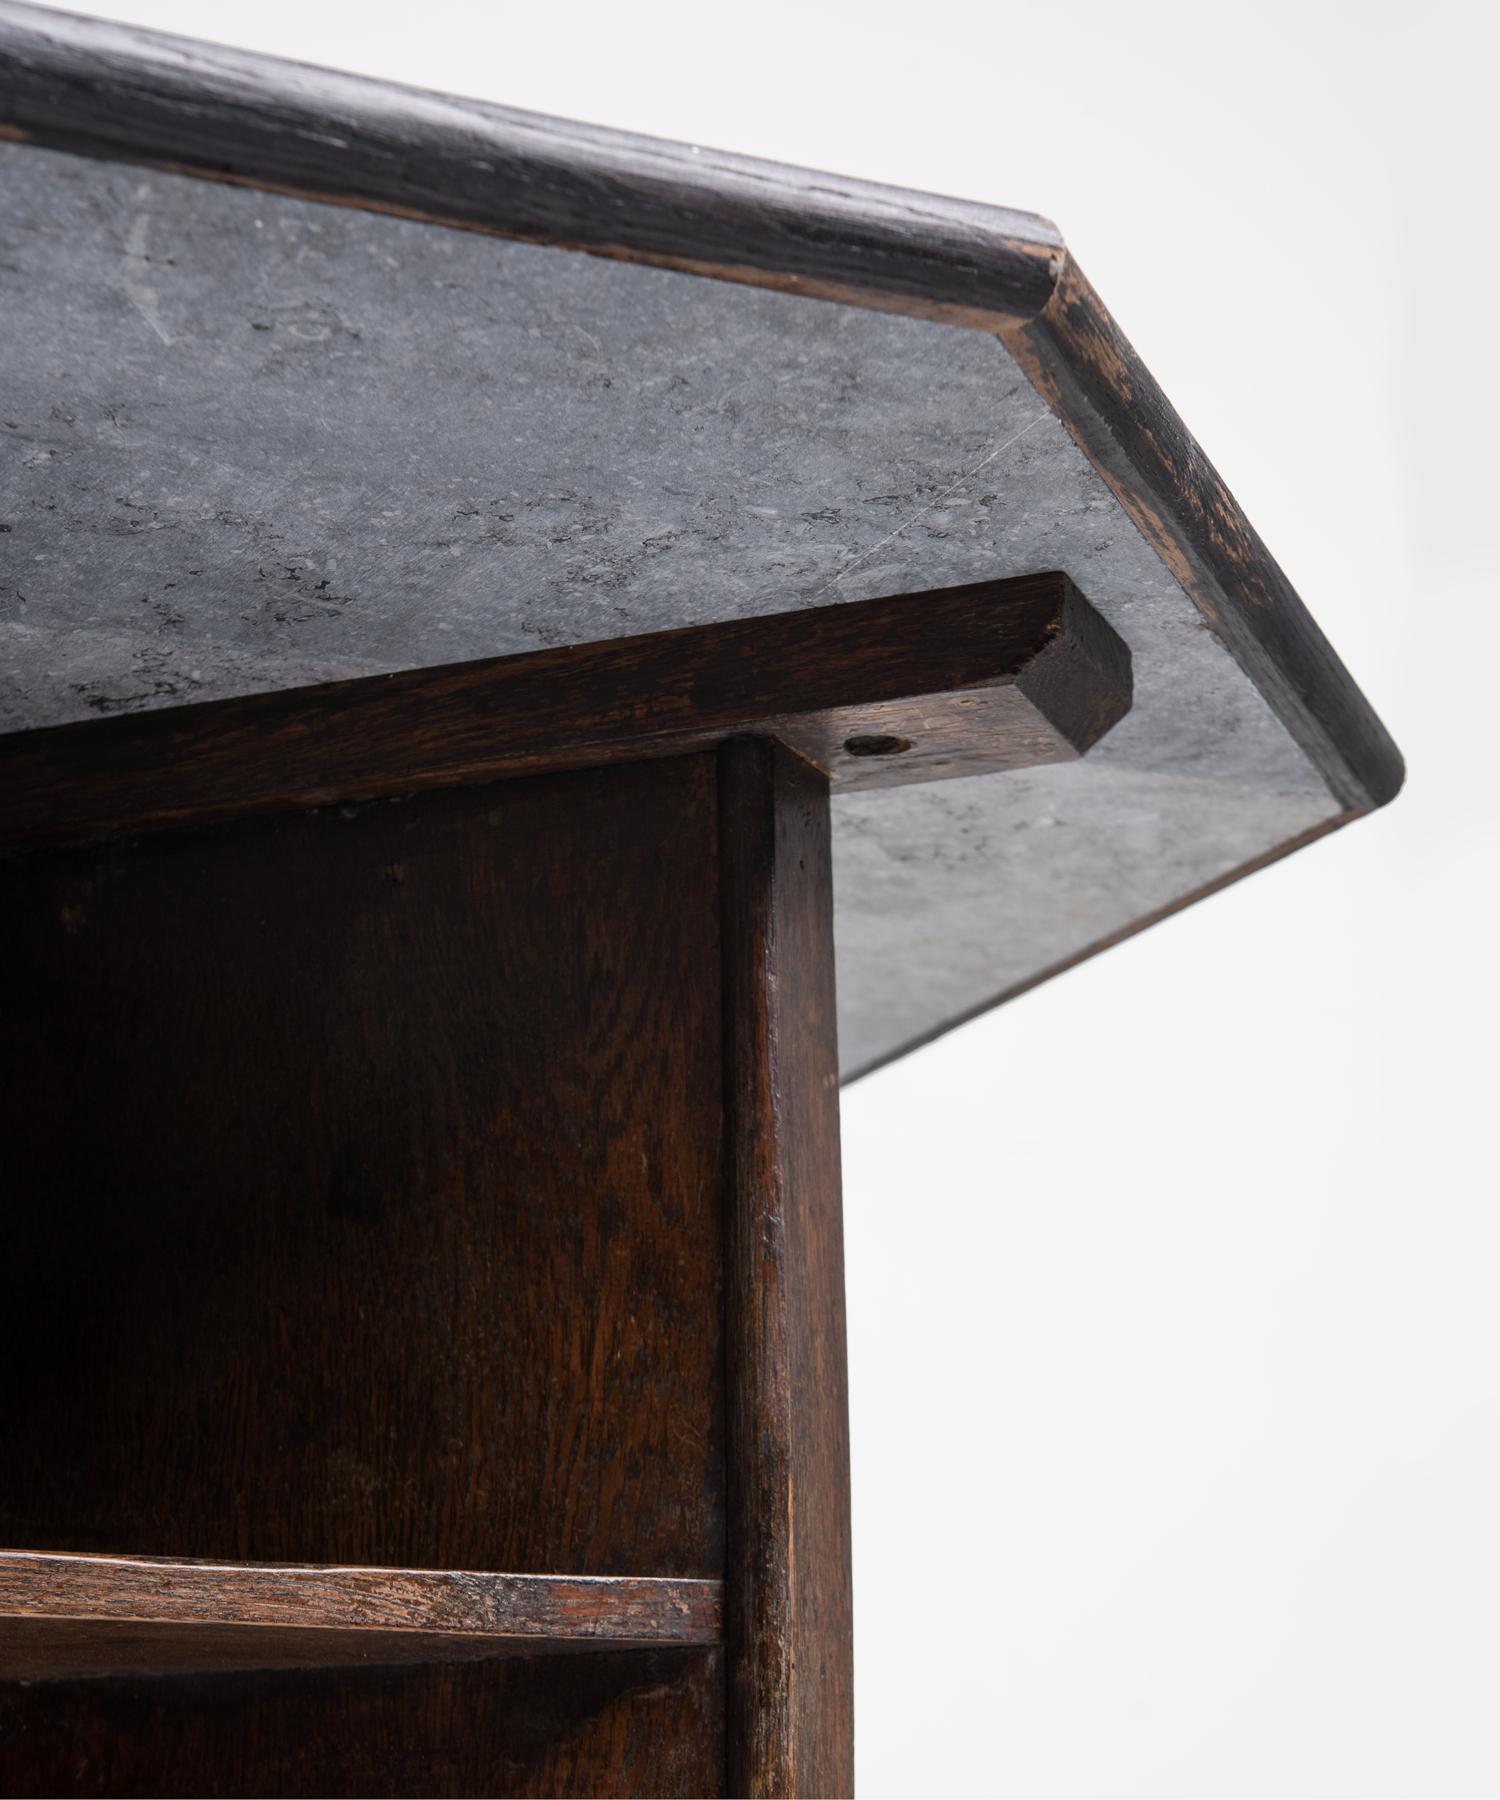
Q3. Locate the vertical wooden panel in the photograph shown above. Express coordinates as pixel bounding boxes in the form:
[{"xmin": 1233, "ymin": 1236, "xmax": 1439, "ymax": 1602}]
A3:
[
  {"xmin": 719, "ymin": 738, "xmax": 854, "ymax": 1797},
  {"xmin": 0, "ymin": 758, "xmax": 723, "ymax": 1578},
  {"xmin": 0, "ymin": 754, "xmax": 727, "ymax": 1796},
  {"xmin": 2, "ymin": 735, "xmax": 858, "ymax": 1795}
]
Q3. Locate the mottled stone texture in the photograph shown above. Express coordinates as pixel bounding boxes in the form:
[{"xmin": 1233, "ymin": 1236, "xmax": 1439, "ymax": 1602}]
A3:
[{"xmin": 0, "ymin": 143, "xmax": 1336, "ymax": 1073}]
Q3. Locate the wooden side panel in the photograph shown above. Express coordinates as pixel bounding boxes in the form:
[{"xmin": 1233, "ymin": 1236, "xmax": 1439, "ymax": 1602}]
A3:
[
  {"xmin": 0, "ymin": 755, "xmax": 728, "ymax": 1795},
  {"xmin": 0, "ymin": 732, "xmax": 863, "ymax": 1792},
  {"xmin": 0, "ymin": 758, "xmax": 724, "ymax": 1578},
  {"xmin": 719, "ymin": 740, "xmax": 853, "ymax": 1797},
  {"xmin": 0, "ymin": 1648, "xmax": 725, "ymax": 1798}
]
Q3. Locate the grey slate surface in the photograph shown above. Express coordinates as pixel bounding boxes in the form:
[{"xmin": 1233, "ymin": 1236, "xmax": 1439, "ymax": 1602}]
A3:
[{"xmin": 0, "ymin": 143, "xmax": 1338, "ymax": 1075}]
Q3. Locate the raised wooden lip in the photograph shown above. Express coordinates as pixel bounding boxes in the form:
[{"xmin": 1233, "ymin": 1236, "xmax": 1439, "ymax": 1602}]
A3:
[
  {"xmin": 0, "ymin": 571, "xmax": 1131, "ymax": 851},
  {"xmin": 0, "ymin": 2, "xmax": 1061, "ymax": 328},
  {"xmin": 0, "ymin": 1549, "xmax": 724, "ymax": 1679},
  {"xmin": 0, "ymin": 1549, "xmax": 722, "ymax": 1644},
  {"xmin": 0, "ymin": 0, "xmax": 1402, "ymax": 814}
]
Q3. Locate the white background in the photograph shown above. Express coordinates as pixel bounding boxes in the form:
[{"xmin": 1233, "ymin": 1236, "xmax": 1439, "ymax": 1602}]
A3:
[{"xmin": 26, "ymin": 2, "xmax": 1498, "ymax": 1792}]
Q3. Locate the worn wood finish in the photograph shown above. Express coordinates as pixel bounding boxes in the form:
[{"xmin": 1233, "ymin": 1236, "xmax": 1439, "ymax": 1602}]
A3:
[
  {"xmin": 0, "ymin": 2, "xmax": 1059, "ymax": 327},
  {"xmin": 996, "ymin": 262, "xmax": 1402, "ymax": 811},
  {"xmin": 0, "ymin": 758, "xmax": 724, "ymax": 1574},
  {"xmin": 0, "ymin": 753, "xmax": 731, "ymax": 1795},
  {"xmin": 719, "ymin": 739, "xmax": 853, "ymax": 1797},
  {"xmin": 0, "ymin": 1551, "xmax": 723, "ymax": 1679},
  {"xmin": 0, "ymin": 1649, "xmax": 726, "ymax": 1798},
  {"xmin": 0, "ymin": 0, "xmax": 1400, "ymax": 817},
  {"xmin": 2, "ymin": 1617, "xmax": 687, "ymax": 1682},
  {"xmin": 0, "ymin": 739, "xmax": 868, "ymax": 1798},
  {"xmin": 0, "ymin": 572, "xmax": 1128, "ymax": 851}
]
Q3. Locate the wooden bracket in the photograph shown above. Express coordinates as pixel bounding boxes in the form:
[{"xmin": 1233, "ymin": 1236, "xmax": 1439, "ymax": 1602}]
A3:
[{"xmin": 0, "ymin": 571, "xmax": 1129, "ymax": 849}]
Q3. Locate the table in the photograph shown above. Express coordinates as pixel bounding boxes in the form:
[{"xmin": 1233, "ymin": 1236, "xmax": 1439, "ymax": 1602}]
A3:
[{"xmin": 0, "ymin": 5, "xmax": 1402, "ymax": 1794}]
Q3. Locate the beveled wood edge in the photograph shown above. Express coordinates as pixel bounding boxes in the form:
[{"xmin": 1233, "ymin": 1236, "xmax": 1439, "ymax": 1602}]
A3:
[
  {"xmin": 718, "ymin": 741, "xmax": 853, "ymax": 1794},
  {"xmin": 0, "ymin": 572, "xmax": 1131, "ymax": 851},
  {"xmin": 997, "ymin": 266, "xmax": 1403, "ymax": 812},
  {"xmin": 0, "ymin": 1, "xmax": 1402, "ymax": 816},
  {"xmin": 0, "ymin": 0, "xmax": 1061, "ymax": 326},
  {"xmin": 0, "ymin": 1549, "xmax": 724, "ymax": 1644}
]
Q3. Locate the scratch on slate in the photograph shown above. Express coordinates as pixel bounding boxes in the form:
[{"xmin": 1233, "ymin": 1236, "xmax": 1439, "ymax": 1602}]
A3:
[
  {"xmin": 123, "ymin": 214, "xmax": 174, "ymax": 347},
  {"xmin": 816, "ymin": 410, "xmax": 1049, "ymax": 596}
]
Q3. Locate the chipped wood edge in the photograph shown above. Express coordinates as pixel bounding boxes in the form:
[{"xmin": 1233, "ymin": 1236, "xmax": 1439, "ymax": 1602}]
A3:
[{"xmin": 0, "ymin": 1549, "xmax": 725, "ymax": 1644}]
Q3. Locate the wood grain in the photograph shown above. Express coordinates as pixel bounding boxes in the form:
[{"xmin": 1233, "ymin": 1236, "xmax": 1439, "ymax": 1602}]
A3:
[
  {"xmin": 0, "ymin": 1649, "xmax": 726, "ymax": 1798},
  {"xmin": 0, "ymin": 754, "xmax": 731, "ymax": 1792},
  {"xmin": 0, "ymin": 1616, "xmax": 685, "ymax": 1682},
  {"xmin": 0, "ymin": 571, "xmax": 1128, "ymax": 852},
  {"xmin": 719, "ymin": 739, "xmax": 853, "ymax": 1798},
  {"xmin": 0, "ymin": 1551, "xmax": 722, "ymax": 1679},
  {"xmin": 997, "ymin": 259, "xmax": 1403, "ymax": 811},
  {"xmin": 0, "ymin": 759, "xmax": 725, "ymax": 1576}
]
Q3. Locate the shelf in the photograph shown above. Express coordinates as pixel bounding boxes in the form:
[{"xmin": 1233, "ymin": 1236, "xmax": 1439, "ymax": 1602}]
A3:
[{"xmin": 0, "ymin": 1551, "xmax": 723, "ymax": 1681}]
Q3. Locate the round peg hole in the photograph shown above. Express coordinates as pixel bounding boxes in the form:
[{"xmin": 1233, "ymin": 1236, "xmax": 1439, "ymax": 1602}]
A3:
[{"xmin": 843, "ymin": 734, "xmax": 912, "ymax": 758}]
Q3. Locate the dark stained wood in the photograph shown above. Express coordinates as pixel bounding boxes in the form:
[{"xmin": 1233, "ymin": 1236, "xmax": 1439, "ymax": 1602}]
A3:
[
  {"xmin": 997, "ymin": 260, "xmax": 1403, "ymax": 811},
  {"xmin": 778, "ymin": 574, "xmax": 1130, "ymax": 797},
  {"xmin": 0, "ymin": 571, "xmax": 1128, "ymax": 851},
  {"xmin": 0, "ymin": 2, "xmax": 1060, "ymax": 328},
  {"xmin": 0, "ymin": 758, "xmax": 724, "ymax": 1576},
  {"xmin": 0, "ymin": 1551, "xmax": 722, "ymax": 1680},
  {"xmin": 719, "ymin": 739, "xmax": 853, "ymax": 1798},
  {"xmin": 0, "ymin": 469, "xmax": 866, "ymax": 1790},
  {"xmin": 1, "ymin": 1617, "xmax": 692, "ymax": 1683},
  {"xmin": 0, "ymin": 753, "xmax": 731, "ymax": 1795},
  {"xmin": 0, "ymin": 1648, "xmax": 726, "ymax": 1798},
  {"xmin": 0, "ymin": 1551, "xmax": 722, "ymax": 1643},
  {"xmin": 0, "ymin": 1, "xmax": 1401, "ymax": 820}
]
